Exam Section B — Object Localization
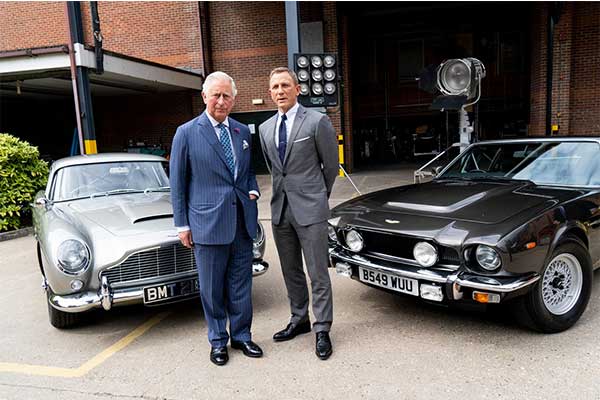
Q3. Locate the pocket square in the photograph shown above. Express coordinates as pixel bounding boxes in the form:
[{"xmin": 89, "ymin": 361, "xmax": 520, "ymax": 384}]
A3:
[
  {"xmin": 242, "ymin": 140, "xmax": 249, "ymax": 150},
  {"xmin": 293, "ymin": 136, "xmax": 311, "ymax": 143}
]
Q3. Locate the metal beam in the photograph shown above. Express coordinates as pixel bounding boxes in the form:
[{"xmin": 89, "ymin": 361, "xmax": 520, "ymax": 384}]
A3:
[{"xmin": 285, "ymin": 1, "xmax": 300, "ymax": 70}]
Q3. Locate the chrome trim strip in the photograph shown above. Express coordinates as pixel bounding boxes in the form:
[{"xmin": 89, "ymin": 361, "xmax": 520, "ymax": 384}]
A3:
[
  {"xmin": 331, "ymin": 247, "xmax": 541, "ymax": 295},
  {"xmin": 367, "ymin": 251, "xmax": 460, "ymax": 271},
  {"xmin": 456, "ymin": 275, "xmax": 540, "ymax": 293},
  {"xmin": 330, "ymin": 249, "xmax": 448, "ymax": 283},
  {"xmin": 48, "ymin": 288, "xmax": 144, "ymax": 313}
]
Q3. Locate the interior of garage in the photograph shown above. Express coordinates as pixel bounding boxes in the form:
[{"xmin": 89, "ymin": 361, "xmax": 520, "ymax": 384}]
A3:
[{"xmin": 339, "ymin": 2, "xmax": 532, "ymax": 170}]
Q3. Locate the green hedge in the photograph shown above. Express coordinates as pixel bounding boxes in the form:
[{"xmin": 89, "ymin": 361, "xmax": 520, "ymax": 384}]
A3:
[{"xmin": 0, "ymin": 134, "xmax": 49, "ymax": 232}]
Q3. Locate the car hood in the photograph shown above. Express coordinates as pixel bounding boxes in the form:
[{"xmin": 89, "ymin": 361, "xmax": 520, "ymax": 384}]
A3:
[
  {"xmin": 62, "ymin": 193, "xmax": 175, "ymax": 236},
  {"xmin": 333, "ymin": 179, "xmax": 582, "ymax": 241}
]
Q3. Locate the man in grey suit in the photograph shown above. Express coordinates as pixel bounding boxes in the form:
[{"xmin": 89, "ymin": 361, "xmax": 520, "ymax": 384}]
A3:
[
  {"xmin": 170, "ymin": 71, "xmax": 263, "ymax": 366},
  {"xmin": 259, "ymin": 67, "xmax": 339, "ymax": 360}
]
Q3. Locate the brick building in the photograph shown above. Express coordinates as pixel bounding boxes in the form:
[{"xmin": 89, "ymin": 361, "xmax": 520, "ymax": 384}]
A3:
[{"xmin": 1, "ymin": 2, "xmax": 599, "ymax": 172}]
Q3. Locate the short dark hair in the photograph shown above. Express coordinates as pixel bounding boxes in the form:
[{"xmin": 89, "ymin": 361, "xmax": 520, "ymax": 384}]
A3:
[{"xmin": 269, "ymin": 67, "xmax": 299, "ymax": 85}]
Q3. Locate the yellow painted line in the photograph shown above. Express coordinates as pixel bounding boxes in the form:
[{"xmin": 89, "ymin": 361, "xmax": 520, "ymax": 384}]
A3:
[{"xmin": 0, "ymin": 312, "xmax": 170, "ymax": 378}]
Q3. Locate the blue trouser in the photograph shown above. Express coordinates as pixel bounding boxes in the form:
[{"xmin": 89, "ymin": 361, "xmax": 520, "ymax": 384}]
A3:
[{"xmin": 193, "ymin": 206, "xmax": 253, "ymax": 347}]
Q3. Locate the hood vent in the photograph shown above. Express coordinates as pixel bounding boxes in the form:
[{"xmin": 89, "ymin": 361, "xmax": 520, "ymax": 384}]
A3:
[{"xmin": 133, "ymin": 214, "xmax": 173, "ymax": 224}]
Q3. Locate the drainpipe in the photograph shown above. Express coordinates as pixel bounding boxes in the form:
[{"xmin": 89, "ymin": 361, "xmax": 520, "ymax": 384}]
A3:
[
  {"xmin": 198, "ymin": 2, "xmax": 212, "ymax": 76},
  {"xmin": 66, "ymin": 1, "xmax": 97, "ymax": 154},
  {"xmin": 65, "ymin": 2, "xmax": 85, "ymax": 155},
  {"xmin": 546, "ymin": 3, "xmax": 563, "ymax": 136},
  {"xmin": 90, "ymin": 2, "xmax": 104, "ymax": 74}
]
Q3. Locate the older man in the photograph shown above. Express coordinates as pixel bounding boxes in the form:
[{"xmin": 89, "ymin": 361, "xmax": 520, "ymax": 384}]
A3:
[
  {"xmin": 170, "ymin": 71, "xmax": 262, "ymax": 366},
  {"xmin": 259, "ymin": 67, "xmax": 338, "ymax": 360}
]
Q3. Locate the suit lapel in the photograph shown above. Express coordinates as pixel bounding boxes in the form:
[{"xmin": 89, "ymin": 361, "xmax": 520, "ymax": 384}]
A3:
[
  {"xmin": 264, "ymin": 115, "xmax": 282, "ymax": 169},
  {"xmin": 283, "ymin": 105, "xmax": 307, "ymax": 164},
  {"xmin": 196, "ymin": 112, "xmax": 230, "ymax": 175}
]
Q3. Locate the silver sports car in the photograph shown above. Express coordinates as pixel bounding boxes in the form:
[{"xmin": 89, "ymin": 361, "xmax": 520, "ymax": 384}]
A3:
[{"xmin": 32, "ymin": 153, "xmax": 268, "ymax": 329}]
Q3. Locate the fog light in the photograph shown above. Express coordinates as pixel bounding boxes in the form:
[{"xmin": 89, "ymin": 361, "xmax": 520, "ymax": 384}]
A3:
[
  {"xmin": 70, "ymin": 279, "xmax": 84, "ymax": 291},
  {"xmin": 420, "ymin": 284, "xmax": 443, "ymax": 302},
  {"xmin": 335, "ymin": 262, "xmax": 352, "ymax": 278},
  {"xmin": 472, "ymin": 291, "xmax": 501, "ymax": 304}
]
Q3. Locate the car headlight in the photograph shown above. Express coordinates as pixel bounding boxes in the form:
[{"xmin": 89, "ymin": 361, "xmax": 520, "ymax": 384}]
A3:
[
  {"xmin": 413, "ymin": 242, "xmax": 438, "ymax": 267},
  {"xmin": 475, "ymin": 245, "xmax": 501, "ymax": 271},
  {"xmin": 345, "ymin": 230, "xmax": 364, "ymax": 252},
  {"xmin": 57, "ymin": 239, "xmax": 90, "ymax": 274},
  {"xmin": 328, "ymin": 225, "xmax": 338, "ymax": 242}
]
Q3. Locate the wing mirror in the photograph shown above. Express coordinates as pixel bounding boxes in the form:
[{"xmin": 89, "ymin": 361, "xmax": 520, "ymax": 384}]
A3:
[
  {"xmin": 432, "ymin": 166, "xmax": 444, "ymax": 176},
  {"xmin": 33, "ymin": 196, "xmax": 52, "ymax": 210}
]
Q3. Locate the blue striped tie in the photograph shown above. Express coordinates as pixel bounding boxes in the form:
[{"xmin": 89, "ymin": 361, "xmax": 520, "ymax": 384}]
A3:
[
  {"xmin": 218, "ymin": 123, "xmax": 235, "ymax": 176},
  {"xmin": 278, "ymin": 114, "xmax": 287, "ymax": 163}
]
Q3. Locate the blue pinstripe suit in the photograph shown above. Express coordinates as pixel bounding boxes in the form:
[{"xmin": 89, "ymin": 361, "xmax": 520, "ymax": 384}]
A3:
[{"xmin": 170, "ymin": 111, "xmax": 260, "ymax": 346}]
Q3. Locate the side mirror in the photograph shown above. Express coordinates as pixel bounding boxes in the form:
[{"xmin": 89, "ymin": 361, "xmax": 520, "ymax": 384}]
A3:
[
  {"xmin": 33, "ymin": 197, "xmax": 51, "ymax": 209},
  {"xmin": 432, "ymin": 166, "xmax": 444, "ymax": 176}
]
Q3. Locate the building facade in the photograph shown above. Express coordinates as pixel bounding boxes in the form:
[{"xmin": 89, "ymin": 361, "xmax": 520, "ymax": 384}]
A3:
[{"xmin": 1, "ymin": 2, "xmax": 599, "ymax": 172}]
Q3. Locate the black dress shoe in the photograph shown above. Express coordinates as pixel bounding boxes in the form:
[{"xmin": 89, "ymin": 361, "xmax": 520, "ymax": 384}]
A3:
[
  {"xmin": 273, "ymin": 320, "xmax": 312, "ymax": 342},
  {"xmin": 231, "ymin": 340, "xmax": 263, "ymax": 358},
  {"xmin": 210, "ymin": 346, "xmax": 229, "ymax": 366},
  {"xmin": 315, "ymin": 331, "xmax": 332, "ymax": 360}
]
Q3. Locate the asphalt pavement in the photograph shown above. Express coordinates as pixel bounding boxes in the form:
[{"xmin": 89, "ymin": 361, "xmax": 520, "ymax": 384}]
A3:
[{"xmin": 1, "ymin": 165, "xmax": 600, "ymax": 400}]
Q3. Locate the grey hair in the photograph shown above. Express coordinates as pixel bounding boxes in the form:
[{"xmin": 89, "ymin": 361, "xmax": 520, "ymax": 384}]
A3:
[{"xmin": 202, "ymin": 71, "xmax": 238, "ymax": 97}]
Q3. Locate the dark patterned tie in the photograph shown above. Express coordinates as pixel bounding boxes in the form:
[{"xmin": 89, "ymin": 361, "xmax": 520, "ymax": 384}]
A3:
[
  {"xmin": 218, "ymin": 123, "xmax": 235, "ymax": 176},
  {"xmin": 278, "ymin": 114, "xmax": 287, "ymax": 163}
]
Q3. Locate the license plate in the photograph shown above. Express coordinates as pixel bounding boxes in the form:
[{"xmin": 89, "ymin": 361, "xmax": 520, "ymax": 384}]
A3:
[
  {"xmin": 358, "ymin": 267, "xmax": 418, "ymax": 296},
  {"xmin": 143, "ymin": 278, "xmax": 199, "ymax": 304}
]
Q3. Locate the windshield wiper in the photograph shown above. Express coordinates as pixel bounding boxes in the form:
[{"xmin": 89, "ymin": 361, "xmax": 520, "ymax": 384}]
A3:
[
  {"xmin": 461, "ymin": 175, "xmax": 536, "ymax": 185},
  {"xmin": 143, "ymin": 186, "xmax": 170, "ymax": 194},
  {"xmin": 90, "ymin": 188, "xmax": 143, "ymax": 198}
]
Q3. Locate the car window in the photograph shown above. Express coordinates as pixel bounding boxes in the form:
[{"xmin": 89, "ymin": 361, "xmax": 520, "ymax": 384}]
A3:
[
  {"xmin": 52, "ymin": 161, "xmax": 170, "ymax": 201},
  {"xmin": 440, "ymin": 141, "xmax": 600, "ymax": 186}
]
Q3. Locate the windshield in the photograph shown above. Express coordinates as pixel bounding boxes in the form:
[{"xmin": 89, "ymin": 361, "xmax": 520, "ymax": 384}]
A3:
[
  {"xmin": 439, "ymin": 141, "xmax": 600, "ymax": 187},
  {"xmin": 51, "ymin": 161, "xmax": 169, "ymax": 201}
]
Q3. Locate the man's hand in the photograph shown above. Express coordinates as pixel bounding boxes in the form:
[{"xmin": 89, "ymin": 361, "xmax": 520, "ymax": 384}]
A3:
[
  {"xmin": 249, "ymin": 194, "xmax": 258, "ymax": 201},
  {"xmin": 178, "ymin": 230, "xmax": 194, "ymax": 248}
]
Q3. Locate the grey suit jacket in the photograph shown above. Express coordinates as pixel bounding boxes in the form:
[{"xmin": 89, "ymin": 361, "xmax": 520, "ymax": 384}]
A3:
[{"xmin": 259, "ymin": 104, "xmax": 338, "ymax": 226}]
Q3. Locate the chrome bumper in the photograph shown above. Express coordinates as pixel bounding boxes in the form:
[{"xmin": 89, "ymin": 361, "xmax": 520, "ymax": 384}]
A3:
[
  {"xmin": 329, "ymin": 247, "xmax": 540, "ymax": 300},
  {"xmin": 48, "ymin": 260, "xmax": 270, "ymax": 313}
]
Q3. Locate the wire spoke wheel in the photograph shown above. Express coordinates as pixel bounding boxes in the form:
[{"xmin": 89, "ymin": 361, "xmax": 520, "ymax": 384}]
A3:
[{"xmin": 541, "ymin": 253, "xmax": 583, "ymax": 315}]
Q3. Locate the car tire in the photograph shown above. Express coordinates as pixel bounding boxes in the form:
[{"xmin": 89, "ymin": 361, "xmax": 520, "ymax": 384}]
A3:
[
  {"xmin": 517, "ymin": 236, "xmax": 592, "ymax": 333},
  {"xmin": 47, "ymin": 291, "xmax": 81, "ymax": 329}
]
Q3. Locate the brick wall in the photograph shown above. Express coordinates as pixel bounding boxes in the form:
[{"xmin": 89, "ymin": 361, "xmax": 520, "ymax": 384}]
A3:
[
  {"xmin": 207, "ymin": 1, "xmax": 287, "ymax": 113},
  {"xmin": 0, "ymin": 2, "xmax": 68, "ymax": 51},
  {"xmin": 1, "ymin": 2, "xmax": 203, "ymax": 72},
  {"xmin": 529, "ymin": 2, "xmax": 600, "ymax": 135},
  {"xmin": 569, "ymin": 3, "xmax": 600, "ymax": 134}
]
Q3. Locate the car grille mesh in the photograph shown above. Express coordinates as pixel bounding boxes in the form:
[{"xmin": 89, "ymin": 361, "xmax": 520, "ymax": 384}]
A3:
[
  {"xmin": 101, "ymin": 243, "xmax": 196, "ymax": 284},
  {"xmin": 356, "ymin": 229, "xmax": 460, "ymax": 266}
]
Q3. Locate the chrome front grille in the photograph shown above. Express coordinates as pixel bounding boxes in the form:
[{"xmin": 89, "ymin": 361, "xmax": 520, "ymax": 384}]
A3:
[
  {"xmin": 354, "ymin": 229, "xmax": 461, "ymax": 266},
  {"xmin": 101, "ymin": 243, "xmax": 196, "ymax": 284}
]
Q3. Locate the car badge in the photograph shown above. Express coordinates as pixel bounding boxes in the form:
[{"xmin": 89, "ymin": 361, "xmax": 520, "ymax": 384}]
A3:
[{"xmin": 385, "ymin": 219, "xmax": 400, "ymax": 224}]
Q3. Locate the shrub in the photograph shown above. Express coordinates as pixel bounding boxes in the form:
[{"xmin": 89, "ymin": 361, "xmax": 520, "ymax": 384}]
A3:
[{"xmin": 0, "ymin": 133, "xmax": 49, "ymax": 232}]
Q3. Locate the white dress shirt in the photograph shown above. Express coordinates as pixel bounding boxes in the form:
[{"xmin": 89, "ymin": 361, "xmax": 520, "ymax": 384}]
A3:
[
  {"xmin": 275, "ymin": 102, "xmax": 300, "ymax": 148},
  {"xmin": 176, "ymin": 113, "xmax": 259, "ymax": 233}
]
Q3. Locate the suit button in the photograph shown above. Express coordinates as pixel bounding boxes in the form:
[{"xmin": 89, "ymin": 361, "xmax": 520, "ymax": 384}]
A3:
[{"xmin": 282, "ymin": 173, "xmax": 287, "ymax": 177}]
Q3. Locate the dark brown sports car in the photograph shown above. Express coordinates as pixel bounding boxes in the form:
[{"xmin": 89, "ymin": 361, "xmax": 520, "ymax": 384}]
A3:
[{"xmin": 329, "ymin": 138, "xmax": 600, "ymax": 332}]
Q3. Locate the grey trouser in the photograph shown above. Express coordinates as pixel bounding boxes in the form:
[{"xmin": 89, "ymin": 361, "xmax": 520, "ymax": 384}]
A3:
[{"xmin": 272, "ymin": 202, "xmax": 333, "ymax": 333}]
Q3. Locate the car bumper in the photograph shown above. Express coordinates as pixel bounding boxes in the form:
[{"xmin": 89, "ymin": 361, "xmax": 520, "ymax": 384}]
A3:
[
  {"xmin": 48, "ymin": 260, "xmax": 269, "ymax": 313},
  {"xmin": 329, "ymin": 247, "xmax": 540, "ymax": 304}
]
